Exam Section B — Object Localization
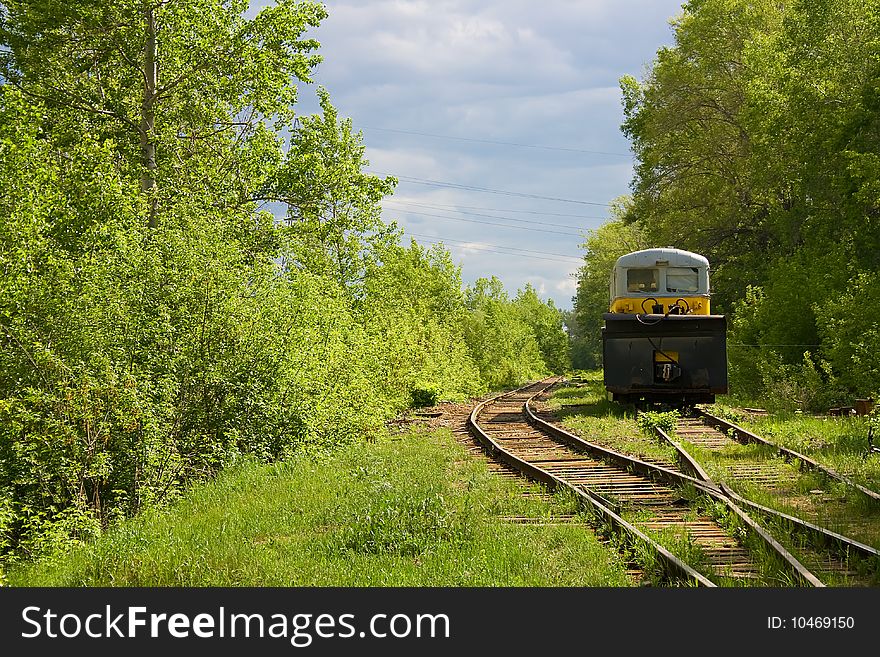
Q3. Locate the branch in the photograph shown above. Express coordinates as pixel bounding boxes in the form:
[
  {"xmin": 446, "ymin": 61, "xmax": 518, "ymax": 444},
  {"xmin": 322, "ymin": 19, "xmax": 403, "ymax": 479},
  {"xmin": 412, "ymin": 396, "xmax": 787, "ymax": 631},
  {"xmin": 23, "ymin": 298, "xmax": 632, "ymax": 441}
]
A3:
[{"xmin": 8, "ymin": 80, "xmax": 139, "ymax": 131}]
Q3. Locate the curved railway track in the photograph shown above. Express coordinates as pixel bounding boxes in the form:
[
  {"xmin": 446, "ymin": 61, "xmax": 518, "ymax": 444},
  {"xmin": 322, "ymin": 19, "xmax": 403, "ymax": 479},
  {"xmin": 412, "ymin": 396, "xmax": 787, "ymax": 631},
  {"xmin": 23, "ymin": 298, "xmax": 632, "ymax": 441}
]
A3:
[{"xmin": 468, "ymin": 378, "xmax": 824, "ymax": 587}]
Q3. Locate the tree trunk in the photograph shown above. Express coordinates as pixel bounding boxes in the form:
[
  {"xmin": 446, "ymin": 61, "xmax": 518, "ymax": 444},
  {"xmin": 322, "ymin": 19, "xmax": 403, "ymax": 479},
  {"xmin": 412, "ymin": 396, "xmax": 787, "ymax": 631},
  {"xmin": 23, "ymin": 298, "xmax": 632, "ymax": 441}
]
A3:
[{"xmin": 141, "ymin": 8, "xmax": 159, "ymax": 228}]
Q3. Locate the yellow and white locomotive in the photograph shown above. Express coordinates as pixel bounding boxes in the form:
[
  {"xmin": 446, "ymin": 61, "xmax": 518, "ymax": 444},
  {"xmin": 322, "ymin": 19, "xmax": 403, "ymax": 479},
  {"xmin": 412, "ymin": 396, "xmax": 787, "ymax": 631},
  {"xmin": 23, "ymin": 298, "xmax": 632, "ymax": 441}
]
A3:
[{"xmin": 602, "ymin": 247, "xmax": 727, "ymax": 405}]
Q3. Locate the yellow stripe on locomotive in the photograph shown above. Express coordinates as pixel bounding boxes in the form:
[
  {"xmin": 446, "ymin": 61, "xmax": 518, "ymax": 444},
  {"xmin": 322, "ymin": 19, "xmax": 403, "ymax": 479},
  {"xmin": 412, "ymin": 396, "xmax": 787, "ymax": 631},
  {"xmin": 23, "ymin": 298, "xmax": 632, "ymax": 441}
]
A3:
[{"xmin": 609, "ymin": 296, "xmax": 710, "ymax": 315}]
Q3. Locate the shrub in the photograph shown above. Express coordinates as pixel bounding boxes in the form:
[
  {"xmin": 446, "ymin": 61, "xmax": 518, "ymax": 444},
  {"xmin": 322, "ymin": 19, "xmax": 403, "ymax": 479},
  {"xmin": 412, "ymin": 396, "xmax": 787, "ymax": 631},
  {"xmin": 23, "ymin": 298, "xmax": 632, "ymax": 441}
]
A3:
[
  {"xmin": 636, "ymin": 410, "xmax": 680, "ymax": 434},
  {"xmin": 410, "ymin": 386, "xmax": 440, "ymax": 408}
]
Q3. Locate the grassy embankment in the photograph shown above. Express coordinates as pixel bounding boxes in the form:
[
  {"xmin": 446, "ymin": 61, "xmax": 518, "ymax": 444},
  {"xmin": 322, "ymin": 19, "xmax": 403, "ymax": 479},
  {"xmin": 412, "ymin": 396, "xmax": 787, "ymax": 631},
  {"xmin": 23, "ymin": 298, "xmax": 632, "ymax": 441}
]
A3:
[{"xmin": 9, "ymin": 426, "xmax": 632, "ymax": 586}]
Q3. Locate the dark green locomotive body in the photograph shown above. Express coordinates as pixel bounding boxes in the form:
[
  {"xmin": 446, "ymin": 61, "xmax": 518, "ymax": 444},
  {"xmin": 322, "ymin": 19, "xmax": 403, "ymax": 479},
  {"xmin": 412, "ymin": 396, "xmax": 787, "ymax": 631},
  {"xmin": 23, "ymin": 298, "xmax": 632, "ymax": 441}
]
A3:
[{"xmin": 602, "ymin": 312, "xmax": 728, "ymax": 405}]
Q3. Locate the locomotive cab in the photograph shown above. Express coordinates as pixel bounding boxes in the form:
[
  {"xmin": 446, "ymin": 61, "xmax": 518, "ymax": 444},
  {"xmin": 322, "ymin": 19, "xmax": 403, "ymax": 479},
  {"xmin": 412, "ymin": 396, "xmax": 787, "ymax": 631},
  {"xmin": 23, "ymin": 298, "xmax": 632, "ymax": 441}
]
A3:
[{"xmin": 602, "ymin": 248, "xmax": 727, "ymax": 406}]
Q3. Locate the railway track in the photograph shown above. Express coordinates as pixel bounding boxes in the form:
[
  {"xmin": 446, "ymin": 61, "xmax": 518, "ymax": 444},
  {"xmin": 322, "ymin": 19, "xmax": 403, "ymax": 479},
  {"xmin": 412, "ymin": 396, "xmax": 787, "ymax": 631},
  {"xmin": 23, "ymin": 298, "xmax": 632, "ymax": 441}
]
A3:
[
  {"xmin": 439, "ymin": 397, "xmax": 648, "ymax": 584},
  {"xmin": 468, "ymin": 378, "xmax": 824, "ymax": 587},
  {"xmin": 691, "ymin": 409, "xmax": 880, "ymax": 503},
  {"xmin": 651, "ymin": 411, "xmax": 880, "ymax": 586}
]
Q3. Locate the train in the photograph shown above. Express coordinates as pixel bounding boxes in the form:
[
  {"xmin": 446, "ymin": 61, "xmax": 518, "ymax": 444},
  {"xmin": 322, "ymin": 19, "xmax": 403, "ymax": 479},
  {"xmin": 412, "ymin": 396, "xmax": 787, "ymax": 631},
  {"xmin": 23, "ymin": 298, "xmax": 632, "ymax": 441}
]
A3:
[{"xmin": 602, "ymin": 247, "xmax": 727, "ymax": 406}]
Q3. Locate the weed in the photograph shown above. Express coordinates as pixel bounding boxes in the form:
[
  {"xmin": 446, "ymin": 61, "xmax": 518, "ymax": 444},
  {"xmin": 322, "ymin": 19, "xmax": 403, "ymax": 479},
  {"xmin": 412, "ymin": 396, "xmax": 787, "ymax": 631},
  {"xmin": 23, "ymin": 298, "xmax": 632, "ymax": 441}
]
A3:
[
  {"xmin": 705, "ymin": 405, "xmax": 744, "ymax": 424},
  {"xmin": 410, "ymin": 385, "xmax": 440, "ymax": 408},
  {"xmin": 636, "ymin": 410, "xmax": 680, "ymax": 435}
]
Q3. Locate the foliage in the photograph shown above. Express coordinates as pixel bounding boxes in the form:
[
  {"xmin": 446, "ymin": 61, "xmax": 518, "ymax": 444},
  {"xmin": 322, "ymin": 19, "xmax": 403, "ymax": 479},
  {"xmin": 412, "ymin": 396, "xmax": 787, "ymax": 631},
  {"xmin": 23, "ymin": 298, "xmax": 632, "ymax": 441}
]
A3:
[
  {"xmin": 573, "ymin": 0, "xmax": 880, "ymax": 405},
  {"xmin": 0, "ymin": 1, "xmax": 568, "ymax": 566},
  {"xmin": 358, "ymin": 240, "xmax": 485, "ymax": 408},
  {"xmin": 619, "ymin": 0, "xmax": 787, "ymax": 313},
  {"xmin": 275, "ymin": 88, "xmax": 397, "ymax": 287},
  {"xmin": 636, "ymin": 410, "xmax": 680, "ymax": 435},
  {"xmin": 514, "ymin": 284, "xmax": 570, "ymax": 373},
  {"xmin": 463, "ymin": 277, "xmax": 551, "ymax": 389},
  {"xmin": 570, "ymin": 204, "xmax": 649, "ymax": 369},
  {"xmin": 814, "ymin": 272, "xmax": 880, "ymax": 397}
]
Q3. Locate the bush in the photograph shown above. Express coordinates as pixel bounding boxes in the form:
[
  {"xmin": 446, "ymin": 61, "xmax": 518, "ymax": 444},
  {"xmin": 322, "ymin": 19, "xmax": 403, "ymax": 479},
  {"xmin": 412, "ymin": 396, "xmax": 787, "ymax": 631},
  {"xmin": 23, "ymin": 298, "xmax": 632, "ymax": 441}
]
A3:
[
  {"xmin": 637, "ymin": 410, "xmax": 680, "ymax": 434},
  {"xmin": 756, "ymin": 352, "xmax": 848, "ymax": 413},
  {"xmin": 410, "ymin": 386, "xmax": 440, "ymax": 408}
]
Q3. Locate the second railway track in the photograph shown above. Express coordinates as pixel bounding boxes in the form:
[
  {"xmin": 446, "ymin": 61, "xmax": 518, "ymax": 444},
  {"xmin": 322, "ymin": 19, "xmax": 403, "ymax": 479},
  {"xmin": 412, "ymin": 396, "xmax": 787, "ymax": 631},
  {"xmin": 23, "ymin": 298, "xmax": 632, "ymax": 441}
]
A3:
[{"xmin": 651, "ymin": 410, "xmax": 880, "ymax": 585}]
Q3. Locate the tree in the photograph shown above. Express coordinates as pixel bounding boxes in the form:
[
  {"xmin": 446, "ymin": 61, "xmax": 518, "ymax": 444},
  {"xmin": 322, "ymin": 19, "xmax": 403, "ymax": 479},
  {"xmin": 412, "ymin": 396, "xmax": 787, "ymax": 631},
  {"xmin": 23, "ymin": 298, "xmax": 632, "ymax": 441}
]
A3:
[
  {"xmin": 620, "ymin": 0, "xmax": 785, "ymax": 312},
  {"xmin": 273, "ymin": 88, "xmax": 397, "ymax": 289},
  {"xmin": 513, "ymin": 285, "xmax": 570, "ymax": 374},
  {"xmin": 571, "ymin": 200, "xmax": 648, "ymax": 369},
  {"xmin": 0, "ymin": 0, "xmax": 328, "ymax": 227},
  {"xmin": 359, "ymin": 239, "xmax": 482, "ymax": 406},
  {"xmin": 463, "ymin": 277, "xmax": 546, "ymax": 389},
  {"xmin": 0, "ymin": 0, "xmax": 351, "ymax": 560},
  {"xmin": 617, "ymin": 0, "xmax": 880, "ymax": 403}
]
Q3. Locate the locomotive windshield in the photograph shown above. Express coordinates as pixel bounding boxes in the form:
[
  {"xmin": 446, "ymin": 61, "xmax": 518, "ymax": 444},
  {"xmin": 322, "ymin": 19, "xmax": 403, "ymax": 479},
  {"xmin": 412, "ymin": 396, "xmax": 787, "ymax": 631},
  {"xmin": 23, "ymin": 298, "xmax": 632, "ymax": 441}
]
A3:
[
  {"xmin": 627, "ymin": 268, "xmax": 658, "ymax": 292},
  {"xmin": 666, "ymin": 267, "xmax": 699, "ymax": 293}
]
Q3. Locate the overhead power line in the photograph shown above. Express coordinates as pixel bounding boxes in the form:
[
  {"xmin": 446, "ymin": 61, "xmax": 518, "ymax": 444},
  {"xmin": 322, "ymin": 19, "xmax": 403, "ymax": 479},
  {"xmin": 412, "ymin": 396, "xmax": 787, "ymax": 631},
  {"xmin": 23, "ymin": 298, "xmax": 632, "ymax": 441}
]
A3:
[
  {"xmin": 393, "ymin": 200, "xmax": 608, "ymax": 220},
  {"xmin": 410, "ymin": 234, "xmax": 581, "ymax": 260},
  {"xmin": 368, "ymin": 172, "xmax": 613, "ymax": 207},
  {"xmin": 358, "ymin": 125, "xmax": 633, "ymax": 157},
  {"xmin": 383, "ymin": 205, "xmax": 584, "ymax": 236},
  {"xmin": 384, "ymin": 200, "xmax": 590, "ymax": 231},
  {"xmin": 405, "ymin": 232, "xmax": 583, "ymax": 264}
]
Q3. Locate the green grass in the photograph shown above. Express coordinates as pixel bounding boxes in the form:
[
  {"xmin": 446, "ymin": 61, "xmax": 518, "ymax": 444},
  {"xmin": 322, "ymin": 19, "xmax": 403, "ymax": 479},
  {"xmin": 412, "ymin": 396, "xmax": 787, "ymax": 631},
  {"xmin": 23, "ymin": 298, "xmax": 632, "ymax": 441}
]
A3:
[
  {"xmin": 7, "ymin": 427, "xmax": 633, "ymax": 587},
  {"xmin": 732, "ymin": 411, "xmax": 880, "ymax": 492},
  {"xmin": 544, "ymin": 371, "xmax": 681, "ymax": 468}
]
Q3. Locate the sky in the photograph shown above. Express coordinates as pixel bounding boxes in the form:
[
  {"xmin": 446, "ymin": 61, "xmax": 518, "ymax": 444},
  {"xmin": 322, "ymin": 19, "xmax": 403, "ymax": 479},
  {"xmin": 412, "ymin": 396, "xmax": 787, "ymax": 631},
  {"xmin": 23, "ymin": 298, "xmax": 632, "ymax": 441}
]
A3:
[{"xmin": 285, "ymin": 0, "xmax": 687, "ymax": 310}]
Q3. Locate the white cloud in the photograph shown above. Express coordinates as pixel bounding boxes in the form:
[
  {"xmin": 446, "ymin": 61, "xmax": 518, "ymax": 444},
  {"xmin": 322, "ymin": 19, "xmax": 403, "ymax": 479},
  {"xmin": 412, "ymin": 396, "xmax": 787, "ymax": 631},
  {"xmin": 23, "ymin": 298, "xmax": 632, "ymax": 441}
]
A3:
[
  {"xmin": 275, "ymin": 0, "xmax": 685, "ymax": 307},
  {"xmin": 555, "ymin": 274, "xmax": 579, "ymax": 294},
  {"xmin": 365, "ymin": 147, "xmax": 444, "ymax": 178}
]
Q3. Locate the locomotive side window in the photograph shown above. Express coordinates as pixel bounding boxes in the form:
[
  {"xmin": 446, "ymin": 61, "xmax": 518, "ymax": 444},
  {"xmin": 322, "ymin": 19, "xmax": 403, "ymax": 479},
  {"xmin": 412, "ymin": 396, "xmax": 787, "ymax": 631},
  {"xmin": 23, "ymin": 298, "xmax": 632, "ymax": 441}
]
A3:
[
  {"xmin": 627, "ymin": 268, "xmax": 658, "ymax": 292},
  {"xmin": 666, "ymin": 267, "xmax": 699, "ymax": 293}
]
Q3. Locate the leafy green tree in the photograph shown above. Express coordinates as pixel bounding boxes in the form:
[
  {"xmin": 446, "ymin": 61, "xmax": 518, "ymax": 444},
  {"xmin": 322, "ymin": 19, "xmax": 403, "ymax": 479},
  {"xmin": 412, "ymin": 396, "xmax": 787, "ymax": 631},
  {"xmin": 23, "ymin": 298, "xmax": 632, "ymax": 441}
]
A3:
[
  {"xmin": 815, "ymin": 272, "xmax": 880, "ymax": 397},
  {"xmin": 0, "ymin": 1, "xmax": 360, "ymax": 562},
  {"xmin": 273, "ymin": 88, "xmax": 397, "ymax": 288},
  {"xmin": 620, "ymin": 0, "xmax": 785, "ymax": 311},
  {"xmin": 618, "ymin": 0, "xmax": 880, "ymax": 404},
  {"xmin": 463, "ymin": 277, "xmax": 546, "ymax": 389},
  {"xmin": 513, "ymin": 285, "xmax": 570, "ymax": 373},
  {"xmin": 0, "ymin": 0, "xmax": 328, "ymax": 227},
  {"xmin": 359, "ymin": 239, "xmax": 483, "ymax": 407},
  {"xmin": 571, "ymin": 203, "xmax": 648, "ymax": 369}
]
